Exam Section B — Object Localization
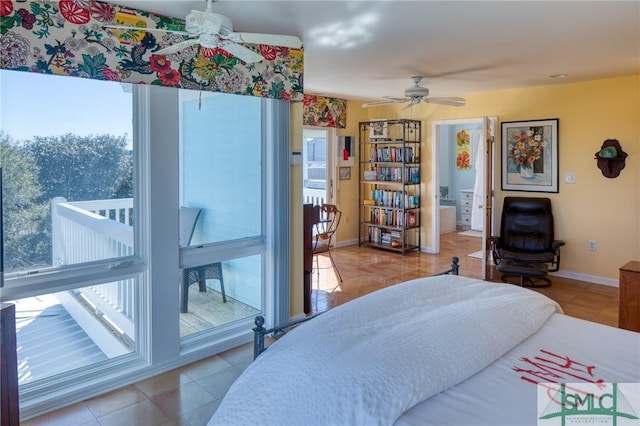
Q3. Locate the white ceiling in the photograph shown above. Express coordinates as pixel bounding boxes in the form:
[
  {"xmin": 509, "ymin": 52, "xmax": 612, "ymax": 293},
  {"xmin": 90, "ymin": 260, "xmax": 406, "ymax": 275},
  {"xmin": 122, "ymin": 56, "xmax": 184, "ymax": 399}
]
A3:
[{"xmin": 106, "ymin": 1, "xmax": 640, "ymax": 103}]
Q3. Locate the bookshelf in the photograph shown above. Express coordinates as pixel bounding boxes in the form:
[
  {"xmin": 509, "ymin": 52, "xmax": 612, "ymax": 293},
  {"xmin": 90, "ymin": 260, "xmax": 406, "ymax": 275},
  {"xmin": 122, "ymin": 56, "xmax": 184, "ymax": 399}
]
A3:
[{"xmin": 359, "ymin": 119, "xmax": 421, "ymax": 254}]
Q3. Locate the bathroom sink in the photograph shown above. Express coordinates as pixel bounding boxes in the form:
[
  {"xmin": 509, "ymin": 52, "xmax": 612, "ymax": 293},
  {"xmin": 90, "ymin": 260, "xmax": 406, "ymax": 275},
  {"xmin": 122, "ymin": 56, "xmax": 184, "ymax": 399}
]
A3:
[{"xmin": 440, "ymin": 199, "xmax": 456, "ymax": 206}]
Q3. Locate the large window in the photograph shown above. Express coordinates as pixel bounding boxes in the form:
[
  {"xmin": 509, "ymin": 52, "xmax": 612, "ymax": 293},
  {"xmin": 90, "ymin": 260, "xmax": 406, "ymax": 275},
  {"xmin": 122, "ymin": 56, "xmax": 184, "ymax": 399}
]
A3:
[{"xmin": 0, "ymin": 70, "xmax": 290, "ymax": 419}]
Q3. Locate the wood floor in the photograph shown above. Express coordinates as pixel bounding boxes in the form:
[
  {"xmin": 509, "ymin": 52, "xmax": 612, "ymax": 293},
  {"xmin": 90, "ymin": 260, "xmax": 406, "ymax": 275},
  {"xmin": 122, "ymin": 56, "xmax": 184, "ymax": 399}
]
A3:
[
  {"xmin": 26, "ymin": 232, "xmax": 620, "ymax": 425},
  {"xmin": 313, "ymin": 231, "xmax": 619, "ymax": 327}
]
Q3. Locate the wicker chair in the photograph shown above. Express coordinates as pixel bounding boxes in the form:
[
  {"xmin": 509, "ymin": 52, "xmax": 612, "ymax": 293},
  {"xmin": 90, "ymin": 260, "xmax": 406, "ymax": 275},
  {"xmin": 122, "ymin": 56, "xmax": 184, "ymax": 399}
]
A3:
[{"xmin": 179, "ymin": 207, "xmax": 226, "ymax": 313}]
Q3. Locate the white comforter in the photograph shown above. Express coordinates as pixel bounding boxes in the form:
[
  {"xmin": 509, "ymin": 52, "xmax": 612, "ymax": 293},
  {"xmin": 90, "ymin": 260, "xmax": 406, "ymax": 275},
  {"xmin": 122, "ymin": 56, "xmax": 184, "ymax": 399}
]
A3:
[{"xmin": 209, "ymin": 275, "xmax": 562, "ymax": 426}]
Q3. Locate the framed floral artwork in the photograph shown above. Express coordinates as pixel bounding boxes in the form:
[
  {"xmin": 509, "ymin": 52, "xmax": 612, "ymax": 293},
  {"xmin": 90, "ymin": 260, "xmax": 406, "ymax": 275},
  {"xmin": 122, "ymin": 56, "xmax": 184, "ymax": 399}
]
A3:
[
  {"xmin": 501, "ymin": 118, "xmax": 559, "ymax": 193},
  {"xmin": 456, "ymin": 129, "xmax": 471, "ymax": 169}
]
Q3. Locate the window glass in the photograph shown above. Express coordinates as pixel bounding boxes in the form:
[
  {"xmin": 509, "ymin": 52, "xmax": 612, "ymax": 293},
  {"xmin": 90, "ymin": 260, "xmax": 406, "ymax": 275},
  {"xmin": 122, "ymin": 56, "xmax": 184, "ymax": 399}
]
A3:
[
  {"xmin": 179, "ymin": 90, "xmax": 265, "ymax": 338},
  {"xmin": 7, "ymin": 280, "xmax": 136, "ymax": 385},
  {"xmin": 180, "ymin": 91, "xmax": 262, "ymax": 244},
  {"xmin": 303, "ymin": 128, "xmax": 328, "ymax": 206},
  {"xmin": 0, "ymin": 69, "xmax": 138, "ymax": 390},
  {"xmin": 179, "ymin": 253, "xmax": 262, "ymax": 338},
  {"xmin": 0, "ymin": 70, "xmax": 134, "ymax": 275}
]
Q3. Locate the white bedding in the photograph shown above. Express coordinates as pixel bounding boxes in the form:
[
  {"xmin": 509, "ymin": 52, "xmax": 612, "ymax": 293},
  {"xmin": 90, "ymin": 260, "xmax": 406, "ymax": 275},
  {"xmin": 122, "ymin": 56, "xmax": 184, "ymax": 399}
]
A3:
[
  {"xmin": 209, "ymin": 274, "xmax": 562, "ymax": 426},
  {"xmin": 396, "ymin": 313, "xmax": 640, "ymax": 425}
]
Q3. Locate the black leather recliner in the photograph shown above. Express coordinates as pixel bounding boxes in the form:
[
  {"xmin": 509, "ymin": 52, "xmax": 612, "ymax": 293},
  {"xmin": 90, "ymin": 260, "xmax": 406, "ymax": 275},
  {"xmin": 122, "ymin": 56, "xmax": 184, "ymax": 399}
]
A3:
[{"xmin": 490, "ymin": 197, "xmax": 565, "ymax": 286}]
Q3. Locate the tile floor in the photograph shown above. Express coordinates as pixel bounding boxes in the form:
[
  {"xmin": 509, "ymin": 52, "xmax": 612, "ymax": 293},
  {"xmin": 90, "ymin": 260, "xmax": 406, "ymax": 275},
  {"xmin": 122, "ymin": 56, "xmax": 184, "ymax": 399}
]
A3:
[
  {"xmin": 23, "ymin": 343, "xmax": 253, "ymax": 426},
  {"xmin": 25, "ymin": 234, "xmax": 620, "ymax": 425}
]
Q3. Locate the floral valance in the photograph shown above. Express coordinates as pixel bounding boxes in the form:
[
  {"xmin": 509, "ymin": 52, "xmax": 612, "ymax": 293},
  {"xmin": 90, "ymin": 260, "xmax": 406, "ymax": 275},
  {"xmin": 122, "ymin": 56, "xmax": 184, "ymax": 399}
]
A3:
[
  {"xmin": 0, "ymin": 0, "xmax": 303, "ymax": 101},
  {"xmin": 303, "ymin": 94, "xmax": 347, "ymax": 128}
]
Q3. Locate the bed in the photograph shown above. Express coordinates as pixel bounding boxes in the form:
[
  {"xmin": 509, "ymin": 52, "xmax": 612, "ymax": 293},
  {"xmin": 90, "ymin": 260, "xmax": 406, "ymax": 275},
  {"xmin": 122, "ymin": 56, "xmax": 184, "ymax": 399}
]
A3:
[{"xmin": 209, "ymin": 261, "xmax": 640, "ymax": 426}]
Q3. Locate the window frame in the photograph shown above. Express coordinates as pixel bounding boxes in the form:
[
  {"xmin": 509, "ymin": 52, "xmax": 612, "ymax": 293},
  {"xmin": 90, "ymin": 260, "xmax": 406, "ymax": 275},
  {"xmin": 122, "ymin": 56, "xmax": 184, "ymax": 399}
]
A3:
[{"xmin": 1, "ymin": 76, "xmax": 291, "ymax": 419}]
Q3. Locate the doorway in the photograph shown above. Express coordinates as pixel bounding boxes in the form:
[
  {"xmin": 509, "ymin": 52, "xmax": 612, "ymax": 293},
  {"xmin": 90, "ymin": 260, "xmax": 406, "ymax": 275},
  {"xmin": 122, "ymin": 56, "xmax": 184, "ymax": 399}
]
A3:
[
  {"xmin": 302, "ymin": 127, "xmax": 336, "ymax": 206},
  {"xmin": 431, "ymin": 117, "xmax": 497, "ymax": 279}
]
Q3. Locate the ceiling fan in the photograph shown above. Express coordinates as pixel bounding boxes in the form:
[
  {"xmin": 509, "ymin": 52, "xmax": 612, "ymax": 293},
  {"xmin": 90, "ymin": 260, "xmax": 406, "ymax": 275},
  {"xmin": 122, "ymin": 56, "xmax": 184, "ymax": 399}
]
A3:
[
  {"xmin": 362, "ymin": 76, "xmax": 466, "ymax": 109},
  {"xmin": 105, "ymin": 0, "xmax": 303, "ymax": 63}
]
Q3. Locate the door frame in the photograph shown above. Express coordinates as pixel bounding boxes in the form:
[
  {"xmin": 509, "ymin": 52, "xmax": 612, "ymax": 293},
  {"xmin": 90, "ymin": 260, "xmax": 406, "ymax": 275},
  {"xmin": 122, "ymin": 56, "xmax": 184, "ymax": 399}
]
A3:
[
  {"xmin": 430, "ymin": 117, "xmax": 497, "ymax": 279},
  {"xmin": 302, "ymin": 126, "xmax": 337, "ymax": 206}
]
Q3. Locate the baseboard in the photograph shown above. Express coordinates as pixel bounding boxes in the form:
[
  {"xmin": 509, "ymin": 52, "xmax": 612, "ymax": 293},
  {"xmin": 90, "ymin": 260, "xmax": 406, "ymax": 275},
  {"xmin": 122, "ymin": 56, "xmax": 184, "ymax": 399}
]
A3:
[
  {"xmin": 422, "ymin": 247, "xmax": 617, "ymax": 287},
  {"xmin": 335, "ymin": 239, "xmax": 359, "ymax": 248},
  {"xmin": 550, "ymin": 270, "xmax": 618, "ymax": 288},
  {"xmin": 289, "ymin": 313, "xmax": 307, "ymax": 322}
]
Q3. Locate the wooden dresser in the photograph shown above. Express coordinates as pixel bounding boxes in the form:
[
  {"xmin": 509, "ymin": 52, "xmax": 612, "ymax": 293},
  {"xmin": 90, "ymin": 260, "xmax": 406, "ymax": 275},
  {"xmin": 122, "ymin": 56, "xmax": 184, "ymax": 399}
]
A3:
[
  {"xmin": 619, "ymin": 261, "xmax": 640, "ymax": 332},
  {"xmin": 1, "ymin": 303, "xmax": 20, "ymax": 425}
]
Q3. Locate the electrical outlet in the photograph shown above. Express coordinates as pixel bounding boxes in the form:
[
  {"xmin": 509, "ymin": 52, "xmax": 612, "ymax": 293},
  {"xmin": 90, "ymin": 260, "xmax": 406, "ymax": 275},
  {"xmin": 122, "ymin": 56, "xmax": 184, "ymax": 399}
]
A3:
[
  {"xmin": 587, "ymin": 240, "xmax": 596, "ymax": 251},
  {"xmin": 565, "ymin": 173, "xmax": 576, "ymax": 184}
]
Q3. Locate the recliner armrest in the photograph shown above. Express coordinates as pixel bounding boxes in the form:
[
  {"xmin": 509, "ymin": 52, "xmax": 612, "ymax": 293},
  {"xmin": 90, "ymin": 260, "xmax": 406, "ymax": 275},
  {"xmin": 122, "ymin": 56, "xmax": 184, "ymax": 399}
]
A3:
[
  {"xmin": 552, "ymin": 240, "xmax": 566, "ymax": 250},
  {"xmin": 489, "ymin": 236, "xmax": 502, "ymax": 264}
]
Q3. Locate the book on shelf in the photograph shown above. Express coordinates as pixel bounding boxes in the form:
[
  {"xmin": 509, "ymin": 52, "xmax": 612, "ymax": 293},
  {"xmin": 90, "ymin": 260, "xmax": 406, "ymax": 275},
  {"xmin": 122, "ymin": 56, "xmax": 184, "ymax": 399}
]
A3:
[
  {"xmin": 405, "ymin": 167, "xmax": 420, "ymax": 183},
  {"xmin": 369, "ymin": 146, "xmax": 416, "ymax": 163},
  {"xmin": 364, "ymin": 171, "xmax": 377, "ymax": 181},
  {"xmin": 368, "ymin": 228, "xmax": 401, "ymax": 245},
  {"xmin": 368, "ymin": 190, "xmax": 418, "ymax": 208}
]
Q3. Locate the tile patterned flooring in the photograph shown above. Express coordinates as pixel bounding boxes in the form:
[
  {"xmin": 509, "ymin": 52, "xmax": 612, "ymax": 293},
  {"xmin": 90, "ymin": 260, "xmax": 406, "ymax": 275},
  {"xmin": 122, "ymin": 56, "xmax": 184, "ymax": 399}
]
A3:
[{"xmin": 26, "ymin": 232, "xmax": 620, "ymax": 425}]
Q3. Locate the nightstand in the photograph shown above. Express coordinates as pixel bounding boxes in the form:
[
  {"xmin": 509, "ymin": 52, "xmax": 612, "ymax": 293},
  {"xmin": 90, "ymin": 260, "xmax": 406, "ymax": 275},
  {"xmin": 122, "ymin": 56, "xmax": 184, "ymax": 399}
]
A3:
[{"xmin": 619, "ymin": 261, "xmax": 640, "ymax": 332}]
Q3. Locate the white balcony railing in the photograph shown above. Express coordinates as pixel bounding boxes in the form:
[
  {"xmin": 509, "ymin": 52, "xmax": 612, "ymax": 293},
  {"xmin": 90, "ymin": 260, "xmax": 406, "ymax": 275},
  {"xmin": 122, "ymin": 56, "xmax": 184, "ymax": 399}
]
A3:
[
  {"xmin": 51, "ymin": 197, "xmax": 135, "ymax": 355},
  {"xmin": 303, "ymin": 187, "xmax": 326, "ymax": 206}
]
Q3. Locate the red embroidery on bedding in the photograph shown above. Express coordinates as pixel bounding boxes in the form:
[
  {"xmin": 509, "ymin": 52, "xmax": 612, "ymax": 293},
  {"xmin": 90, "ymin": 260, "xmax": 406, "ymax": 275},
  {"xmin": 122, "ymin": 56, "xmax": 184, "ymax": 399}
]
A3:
[{"xmin": 513, "ymin": 349, "xmax": 604, "ymax": 387}]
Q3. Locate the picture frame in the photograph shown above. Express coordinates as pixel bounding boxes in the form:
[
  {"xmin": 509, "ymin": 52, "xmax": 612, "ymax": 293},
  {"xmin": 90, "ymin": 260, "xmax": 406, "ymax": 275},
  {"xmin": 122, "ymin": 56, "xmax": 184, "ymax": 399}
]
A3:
[
  {"xmin": 369, "ymin": 119, "xmax": 388, "ymax": 139},
  {"xmin": 501, "ymin": 118, "xmax": 559, "ymax": 193},
  {"xmin": 339, "ymin": 166, "xmax": 351, "ymax": 180}
]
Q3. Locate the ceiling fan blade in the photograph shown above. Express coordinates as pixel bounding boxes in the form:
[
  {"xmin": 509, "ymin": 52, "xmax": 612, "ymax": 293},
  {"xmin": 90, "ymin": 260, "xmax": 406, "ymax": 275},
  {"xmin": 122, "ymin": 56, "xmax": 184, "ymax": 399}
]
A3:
[
  {"xmin": 153, "ymin": 38, "xmax": 200, "ymax": 55},
  {"xmin": 362, "ymin": 96, "xmax": 411, "ymax": 107},
  {"xmin": 430, "ymin": 96, "xmax": 466, "ymax": 102},
  {"xmin": 103, "ymin": 24, "xmax": 190, "ymax": 36},
  {"xmin": 383, "ymin": 97, "xmax": 411, "ymax": 103},
  {"xmin": 218, "ymin": 40, "xmax": 265, "ymax": 63},
  {"xmin": 424, "ymin": 97, "xmax": 466, "ymax": 107},
  {"xmin": 361, "ymin": 100, "xmax": 395, "ymax": 107},
  {"xmin": 232, "ymin": 32, "xmax": 303, "ymax": 48},
  {"xmin": 401, "ymin": 102, "xmax": 415, "ymax": 111}
]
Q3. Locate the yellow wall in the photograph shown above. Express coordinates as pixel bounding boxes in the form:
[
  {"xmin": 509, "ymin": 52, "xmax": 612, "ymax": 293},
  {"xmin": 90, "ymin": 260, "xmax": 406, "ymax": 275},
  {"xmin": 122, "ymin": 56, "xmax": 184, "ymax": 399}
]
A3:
[
  {"xmin": 290, "ymin": 102, "xmax": 304, "ymax": 316},
  {"xmin": 291, "ymin": 75, "xmax": 639, "ymax": 316},
  {"xmin": 335, "ymin": 103, "xmax": 369, "ymax": 243}
]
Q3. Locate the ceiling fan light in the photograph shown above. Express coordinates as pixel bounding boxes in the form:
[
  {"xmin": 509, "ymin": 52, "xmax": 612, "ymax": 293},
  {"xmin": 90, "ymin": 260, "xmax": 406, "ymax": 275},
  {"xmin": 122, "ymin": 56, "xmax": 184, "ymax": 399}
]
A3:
[
  {"xmin": 199, "ymin": 33, "xmax": 219, "ymax": 48},
  {"xmin": 404, "ymin": 86, "xmax": 429, "ymax": 97}
]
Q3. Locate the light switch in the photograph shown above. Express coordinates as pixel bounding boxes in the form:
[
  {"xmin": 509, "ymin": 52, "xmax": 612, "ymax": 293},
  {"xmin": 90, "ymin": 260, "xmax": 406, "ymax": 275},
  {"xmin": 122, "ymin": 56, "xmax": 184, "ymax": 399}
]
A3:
[
  {"xmin": 290, "ymin": 150, "xmax": 302, "ymax": 165},
  {"xmin": 565, "ymin": 173, "xmax": 576, "ymax": 184}
]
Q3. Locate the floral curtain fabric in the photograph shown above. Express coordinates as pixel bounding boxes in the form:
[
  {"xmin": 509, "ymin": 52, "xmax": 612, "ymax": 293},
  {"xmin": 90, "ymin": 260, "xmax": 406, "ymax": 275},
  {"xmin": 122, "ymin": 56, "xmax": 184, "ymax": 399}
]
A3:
[
  {"xmin": 302, "ymin": 94, "xmax": 347, "ymax": 129},
  {"xmin": 0, "ymin": 0, "xmax": 303, "ymax": 101}
]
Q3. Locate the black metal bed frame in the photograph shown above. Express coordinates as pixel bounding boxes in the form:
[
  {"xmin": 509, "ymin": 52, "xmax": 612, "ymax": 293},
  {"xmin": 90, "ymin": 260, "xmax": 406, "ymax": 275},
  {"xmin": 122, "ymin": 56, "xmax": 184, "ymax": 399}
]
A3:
[{"xmin": 253, "ymin": 256, "xmax": 460, "ymax": 359}]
